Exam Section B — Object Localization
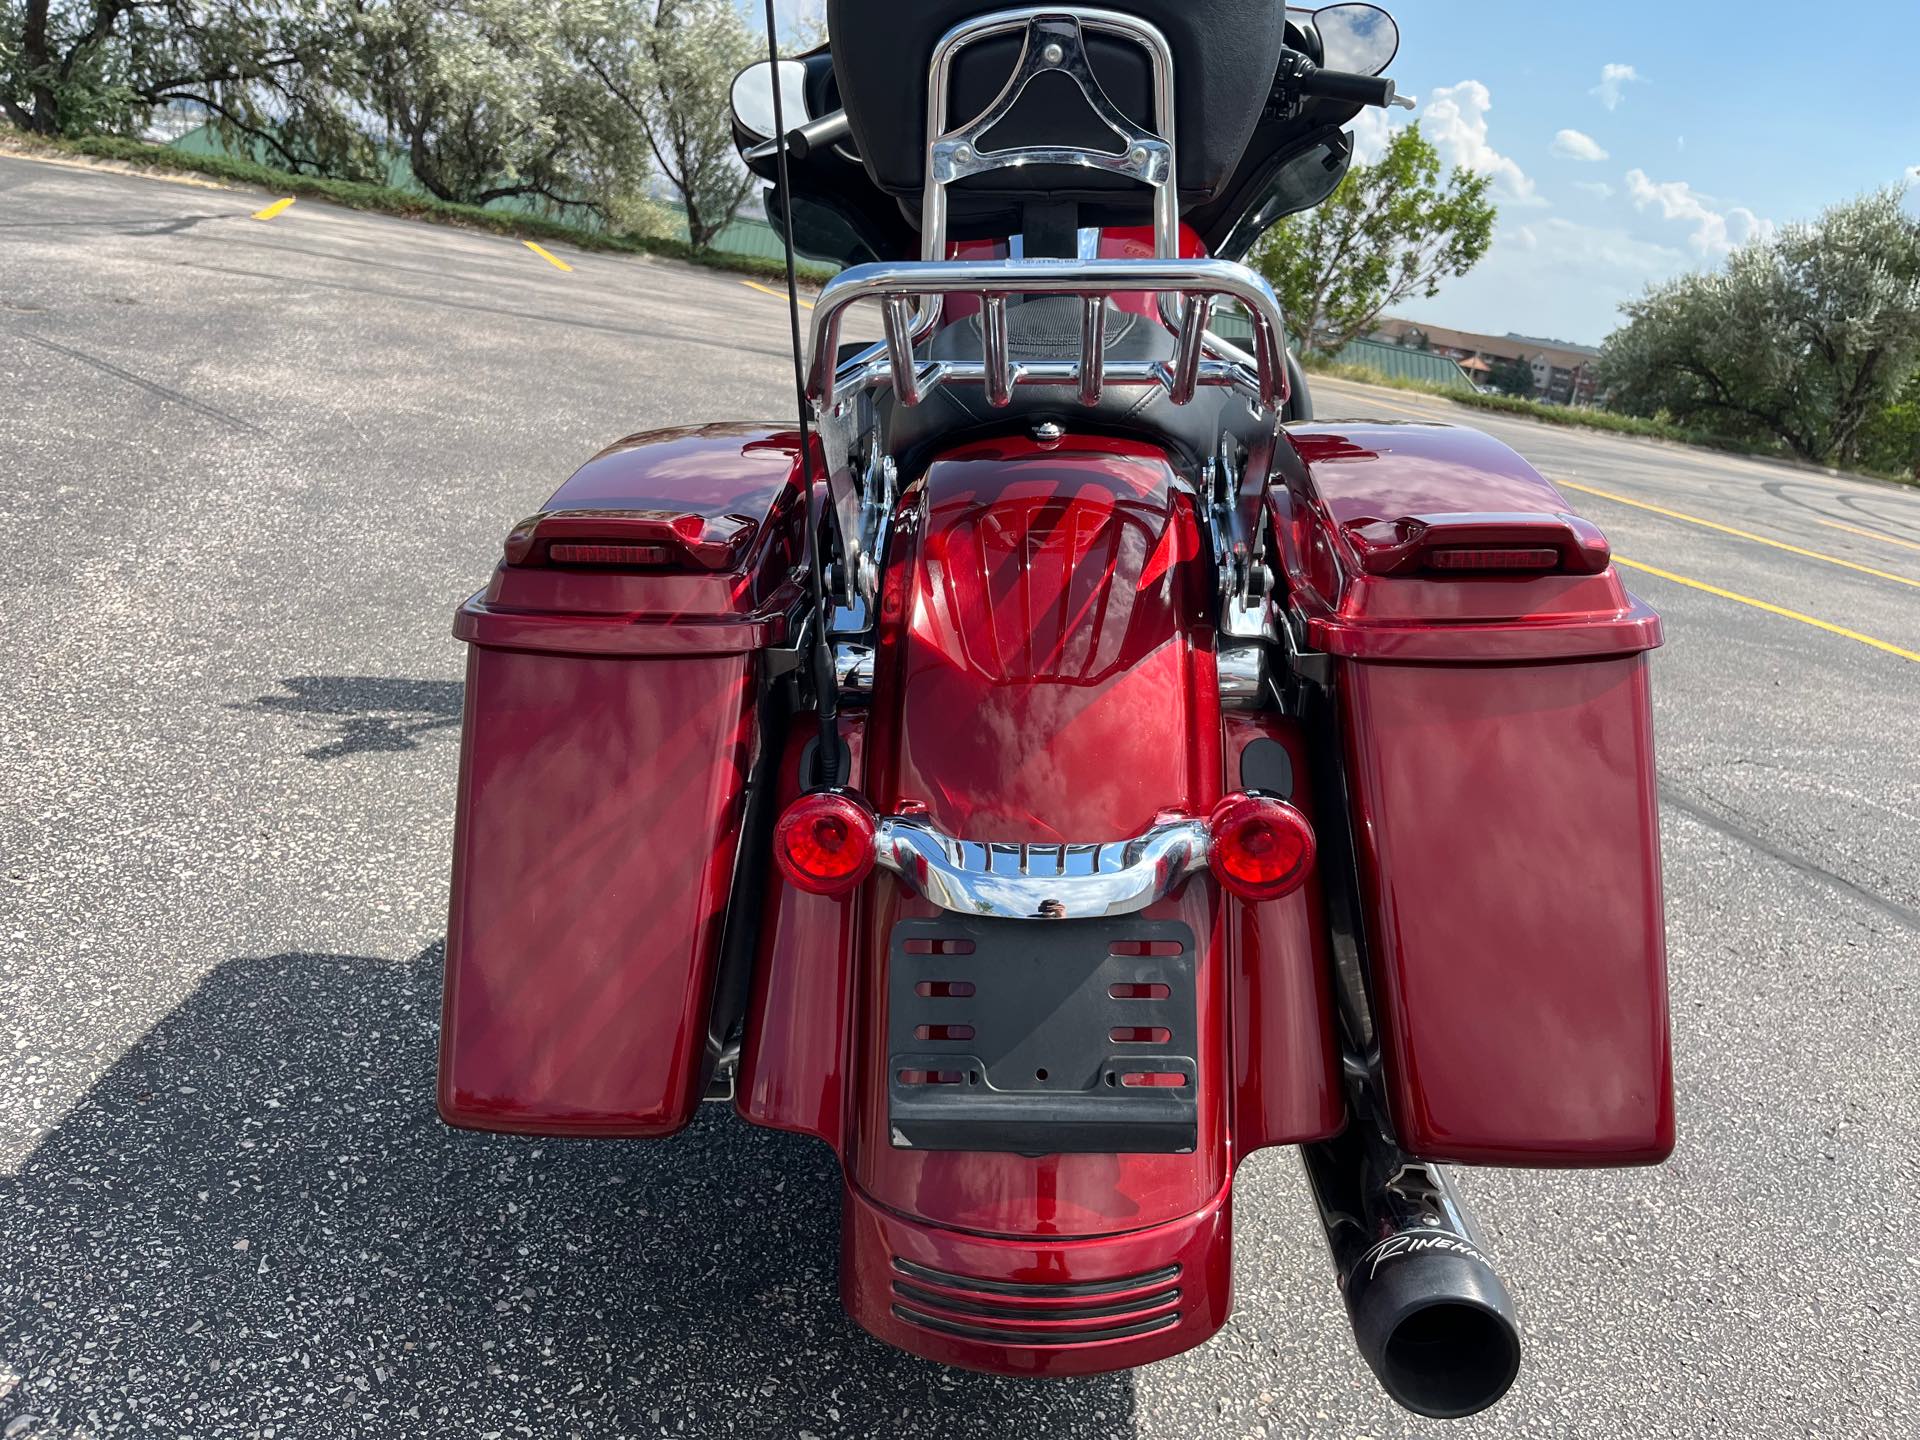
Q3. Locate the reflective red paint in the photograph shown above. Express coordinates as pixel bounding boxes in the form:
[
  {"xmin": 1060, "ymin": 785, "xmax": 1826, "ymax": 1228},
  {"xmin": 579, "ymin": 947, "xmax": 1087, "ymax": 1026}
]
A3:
[
  {"xmin": 1272, "ymin": 421, "xmax": 1673, "ymax": 1165},
  {"xmin": 733, "ymin": 441, "xmax": 1353, "ymax": 1371},
  {"xmin": 840, "ymin": 1177, "xmax": 1234, "ymax": 1376},
  {"xmin": 886, "ymin": 436, "xmax": 1216, "ymax": 839},
  {"xmin": 767, "ymin": 439, "xmax": 1244, "ymax": 1372},
  {"xmin": 734, "ymin": 719, "xmax": 869, "ymax": 1152},
  {"xmin": 1270, "ymin": 423, "xmax": 1663, "ymax": 663},
  {"xmin": 847, "ymin": 437, "xmax": 1229, "ymax": 1245},
  {"xmin": 1343, "ymin": 658, "xmax": 1673, "ymax": 1164},
  {"xmin": 439, "ymin": 425, "xmax": 805, "ymax": 1137},
  {"xmin": 1220, "ymin": 716, "xmax": 1344, "ymax": 1154},
  {"xmin": 445, "ymin": 411, "xmax": 1672, "ymax": 1383},
  {"xmin": 458, "ymin": 424, "xmax": 810, "ymax": 658}
]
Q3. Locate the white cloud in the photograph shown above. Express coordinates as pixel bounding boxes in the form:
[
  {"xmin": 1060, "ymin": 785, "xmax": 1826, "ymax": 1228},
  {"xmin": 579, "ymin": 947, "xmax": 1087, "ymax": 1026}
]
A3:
[
  {"xmin": 1905, "ymin": 164, "xmax": 1920, "ymax": 188},
  {"xmin": 1591, "ymin": 63, "xmax": 1642, "ymax": 111},
  {"xmin": 1535, "ymin": 216, "xmax": 1689, "ymax": 276},
  {"xmin": 1574, "ymin": 180, "xmax": 1615, "ymax": 199},
  {"xmin": 1400, "ymin": 215, "xmax": 1692, "ymax": 343},
  {"xmin": 1551, "ymin": 129, "xmax": 1609, "ymax": 162},
  {"xmin": 1421, "ymin": 80, "xmax": 1542, "ymax": 206},
  {"xmin": 1346, "ymin": 105, "xmax": 1393, "ymax": 165},
  {"xmin": 1625, "ymin": 169, "xmax": 1771, "ymax": 254}
]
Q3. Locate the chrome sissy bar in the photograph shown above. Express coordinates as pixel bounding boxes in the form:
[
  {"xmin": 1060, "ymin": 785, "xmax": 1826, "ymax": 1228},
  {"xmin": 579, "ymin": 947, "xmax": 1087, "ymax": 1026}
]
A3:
[
  {"xmin": 811, "ymin": 6, "xmax": 1291, "ymax": 613},
  {"xmin": 914, "ymin": 5, "xmax": 1181, "ymax": 339}
]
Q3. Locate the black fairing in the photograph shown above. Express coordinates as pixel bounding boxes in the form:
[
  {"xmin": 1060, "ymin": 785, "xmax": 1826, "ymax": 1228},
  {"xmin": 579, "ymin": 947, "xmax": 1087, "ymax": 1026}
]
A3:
[
  {"xmin": 826, "ymin": 0, "xmax": 1289, "ymax": 222},
  {"xmin": 1193, "ymin": 126, "xmax": 1354, "ymax": 258},
  {"xmin": 765, "ymin": 181, "xmax": 913, "ymax": 270}
]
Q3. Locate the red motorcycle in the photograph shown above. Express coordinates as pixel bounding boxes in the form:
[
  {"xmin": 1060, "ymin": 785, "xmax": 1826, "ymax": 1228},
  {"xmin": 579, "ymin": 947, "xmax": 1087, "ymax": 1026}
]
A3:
[{"xmin": 437, "ymin": 2, "xmax": 1672, "ymax": 1418}]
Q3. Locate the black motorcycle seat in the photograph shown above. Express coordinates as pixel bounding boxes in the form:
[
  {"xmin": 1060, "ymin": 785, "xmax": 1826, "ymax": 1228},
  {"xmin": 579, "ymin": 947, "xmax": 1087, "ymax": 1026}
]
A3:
[{"xmin": 878, "ymin": 295, "xmax": 1275, "ymax": 477}]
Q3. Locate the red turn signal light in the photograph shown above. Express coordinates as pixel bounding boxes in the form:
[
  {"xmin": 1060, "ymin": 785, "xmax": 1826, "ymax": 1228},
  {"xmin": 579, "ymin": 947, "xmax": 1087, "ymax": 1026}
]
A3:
[
  {"xmin": 1206, "ymin": 792, "xmax": 1315, "ymax": 902},
  {"xmin": 773, "ymin": 791, "xmax": 878, "ymax": 896}
]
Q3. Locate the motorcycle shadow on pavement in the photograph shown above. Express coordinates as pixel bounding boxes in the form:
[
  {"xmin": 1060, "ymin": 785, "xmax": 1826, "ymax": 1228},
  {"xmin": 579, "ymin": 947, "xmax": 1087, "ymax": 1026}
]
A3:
[
  {"xmin": 0, "ymin": 947, "xmax": 1137, "ymax": 1439},
  {"xmin": 233, "ymin": 675, "xmax": 464, "ymax": 762}
]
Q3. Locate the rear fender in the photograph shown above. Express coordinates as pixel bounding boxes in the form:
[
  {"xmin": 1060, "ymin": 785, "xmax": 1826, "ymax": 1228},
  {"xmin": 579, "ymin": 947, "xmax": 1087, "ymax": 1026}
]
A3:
[{"xmin": 734, "ymin": 433, "xmax": 1344, "ymax": 1372}]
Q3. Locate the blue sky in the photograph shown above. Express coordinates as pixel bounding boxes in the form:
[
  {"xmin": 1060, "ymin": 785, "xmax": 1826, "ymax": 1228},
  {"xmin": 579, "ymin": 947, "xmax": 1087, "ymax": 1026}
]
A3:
[{"xmin": 1350, "ymin": 0, "xmax": 1920, "ymax": 343}]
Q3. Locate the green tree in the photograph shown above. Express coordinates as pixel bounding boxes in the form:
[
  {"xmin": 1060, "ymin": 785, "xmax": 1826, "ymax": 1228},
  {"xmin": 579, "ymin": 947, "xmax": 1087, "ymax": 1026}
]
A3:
[
  {"xmin": 1600, "ymin": 188, "xmax": 1920, "ymax": 465},
  {"xmin": 1485, "ymin": 354, "xmax": 1536, "ymax": 398},
  {"xmin": 1858, "ymin": 368, "xmax": 1920, "ymax": 480},
  {"xmin": 358, "ymin": 0, "xmax": 649, "ymax": 213},
  {"xmin": 2, "ymin": 2, "xmax": 655, "ymax": 214},
  {"xmin": 1249, "ymin": 125, "xmax": 1496, "ymax": 356},
  {"xmin": 572, "ymin": 0, "xmax": 760, "ymax": 249},
  {"xmin": 1, "ymin": 1, "xmax": 343, "ymax": 148}
]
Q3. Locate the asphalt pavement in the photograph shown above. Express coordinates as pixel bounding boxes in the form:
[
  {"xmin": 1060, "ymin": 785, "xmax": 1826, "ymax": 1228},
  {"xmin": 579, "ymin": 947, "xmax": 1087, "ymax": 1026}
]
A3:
[{"xmin": 2, "ymin": 153, "xmax": 1917, "ymax": 1439}]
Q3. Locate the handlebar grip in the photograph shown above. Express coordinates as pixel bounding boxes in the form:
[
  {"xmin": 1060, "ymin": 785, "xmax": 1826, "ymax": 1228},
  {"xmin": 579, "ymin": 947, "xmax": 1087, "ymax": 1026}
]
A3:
[
  {"xmin": 783, "ymin": 110, "xmax": 852, "ymax": 162},
  {"xmin": 742, "ymin": 109, "xmax": 851, "ymax": 164},
  {"xmin": 1297, "ymin": 69, "xmax": 1397, "ymax": 108}
]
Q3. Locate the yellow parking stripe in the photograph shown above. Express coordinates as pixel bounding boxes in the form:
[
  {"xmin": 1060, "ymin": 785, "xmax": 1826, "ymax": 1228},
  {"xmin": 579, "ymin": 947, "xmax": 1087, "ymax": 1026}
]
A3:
[
  {"xmin": 1560, "ymin": 479, "xmax": 1920, "ymax": 591},
  {"xmin": 1815, "ymin": 516, "xmax": 1920, "ymax": 553},
  {"xmin": 523, "ymin": 241, "xmax": 572, "ymax": 272},
  {"xmin": 1614, "ymin": 556, "xmax": 1920, "ymax": 663},
  {"xmin": 741, "ymin": 278, "xmax": 813, "ymax": 310},
  {"xmin": 251, "ymin": 197, "xmax": 295, "ymax": 221}
]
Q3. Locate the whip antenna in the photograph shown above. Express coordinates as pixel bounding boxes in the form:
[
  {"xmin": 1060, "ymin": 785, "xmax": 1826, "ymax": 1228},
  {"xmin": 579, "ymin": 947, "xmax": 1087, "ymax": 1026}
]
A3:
[{"xmin": 762, "ymin": 0, "xmax": 842, "ymax": 789}]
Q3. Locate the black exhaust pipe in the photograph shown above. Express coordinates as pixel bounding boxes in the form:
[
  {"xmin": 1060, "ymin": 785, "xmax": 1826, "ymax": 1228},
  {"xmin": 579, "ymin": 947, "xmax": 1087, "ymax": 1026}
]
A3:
[{"xmin": 1302, "ymin": 1096, "xmax": 1521, "ymax": 1419}]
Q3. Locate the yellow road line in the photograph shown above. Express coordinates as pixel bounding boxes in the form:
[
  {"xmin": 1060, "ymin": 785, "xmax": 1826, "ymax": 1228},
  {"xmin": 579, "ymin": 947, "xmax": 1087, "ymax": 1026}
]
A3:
[
  {"xmin": 523, "ymin": 241, "xmax": 572, "ymax": 272},
  {"xmin": 1614, "ymin": 556, "xmax": 1920, "ymax": 663},
  {"xmin": 1815, "ymin": 516, "xmax": 1920, "ymax": 554},
  {"xmin": 741, "ymin": 278, "xmax": 813, "ymax": 310},
  {"xmin": 1559, "ymin": 479, "xmax": 1920, "ymax": 591},
  {"xmin": 251, "ymin": 197, "xmax": 296, "ymax": 221}
]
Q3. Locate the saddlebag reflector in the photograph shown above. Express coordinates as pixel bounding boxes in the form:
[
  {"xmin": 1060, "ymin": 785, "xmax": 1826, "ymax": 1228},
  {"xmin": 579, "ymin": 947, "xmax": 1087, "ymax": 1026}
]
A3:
[{"xmin": 887, "ymin": 917, "xmax": 1198, "ymax": 1154}]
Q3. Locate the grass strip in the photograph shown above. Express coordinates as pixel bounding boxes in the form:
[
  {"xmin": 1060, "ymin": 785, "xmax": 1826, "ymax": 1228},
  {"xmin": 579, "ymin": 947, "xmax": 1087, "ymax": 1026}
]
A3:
[
  {"xmin": 4, "ymin": 130, "xmax": 835, "ymax": 285},
  {"xmin": 1298, "ymin": 354, "xmax": 1914, "ymax": 484}
]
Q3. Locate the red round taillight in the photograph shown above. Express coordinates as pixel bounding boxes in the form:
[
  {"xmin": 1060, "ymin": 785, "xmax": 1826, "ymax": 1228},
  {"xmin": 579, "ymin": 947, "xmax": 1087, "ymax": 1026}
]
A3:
[
  {"xmin": 1206, "ymin": 792, "xmax": 1315, "ymax": 902},
  {"xmin": 773, "ymin": 791, "xmax": 877, "ymax": 896}
]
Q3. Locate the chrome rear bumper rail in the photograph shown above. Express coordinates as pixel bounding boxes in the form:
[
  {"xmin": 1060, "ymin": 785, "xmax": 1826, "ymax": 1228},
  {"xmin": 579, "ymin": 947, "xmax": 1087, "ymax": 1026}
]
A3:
[{"xmin": 874, "ymin": 815, "xmax": 1210, "ymax": 920}]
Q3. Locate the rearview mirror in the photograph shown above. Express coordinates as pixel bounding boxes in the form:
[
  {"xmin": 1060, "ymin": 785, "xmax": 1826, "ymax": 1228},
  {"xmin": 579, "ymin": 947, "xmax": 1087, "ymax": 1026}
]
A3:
[
  {"xmin": 730, "ymin": 60, "xmax": 812, "ymax": 143},
  {"xmin": 1313, "ymin": 4, "xmax": 1399, "ymax": 76}
]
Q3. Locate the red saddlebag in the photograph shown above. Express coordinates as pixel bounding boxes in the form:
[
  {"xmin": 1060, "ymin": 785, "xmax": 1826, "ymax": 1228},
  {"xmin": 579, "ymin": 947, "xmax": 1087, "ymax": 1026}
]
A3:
[
  {"xmin": 1274, "ymin": 423, "xmax": 1673, "ymax": 1166},
  {"xmin": 439, "ymin": 424, "xmax": 805, "ymax": 1136}
]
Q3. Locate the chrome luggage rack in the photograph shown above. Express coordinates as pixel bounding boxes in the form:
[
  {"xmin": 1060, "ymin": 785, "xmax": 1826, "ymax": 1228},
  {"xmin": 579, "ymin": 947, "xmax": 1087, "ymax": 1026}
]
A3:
[{"xmin": 807, "ymin": 258, "xmax": 1292, "ymax": 417}]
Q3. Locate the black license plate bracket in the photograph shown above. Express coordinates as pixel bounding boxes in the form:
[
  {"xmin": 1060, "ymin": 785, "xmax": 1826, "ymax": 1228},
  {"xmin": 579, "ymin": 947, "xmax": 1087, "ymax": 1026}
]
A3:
[{"xmin": 887, "ymin": 915, "xmax": 1199, "ymax": 1154}]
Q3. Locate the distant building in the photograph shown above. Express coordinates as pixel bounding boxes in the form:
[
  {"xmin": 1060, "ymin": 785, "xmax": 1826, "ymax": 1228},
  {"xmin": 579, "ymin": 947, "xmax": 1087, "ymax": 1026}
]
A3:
[{"xmin": 1371, "ymin": 318, "xmax": 1603, "ymax": 405}]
